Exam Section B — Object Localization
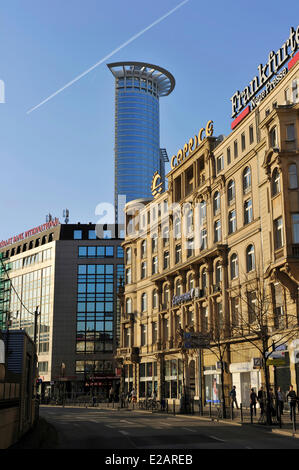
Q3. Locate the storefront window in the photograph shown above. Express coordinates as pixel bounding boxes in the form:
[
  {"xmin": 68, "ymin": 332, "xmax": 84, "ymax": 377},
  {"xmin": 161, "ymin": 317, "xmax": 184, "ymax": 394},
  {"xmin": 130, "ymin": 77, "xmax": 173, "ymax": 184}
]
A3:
[{"xmin": 204, "ymin": 372, "xmax": 221, "ymax": 404}]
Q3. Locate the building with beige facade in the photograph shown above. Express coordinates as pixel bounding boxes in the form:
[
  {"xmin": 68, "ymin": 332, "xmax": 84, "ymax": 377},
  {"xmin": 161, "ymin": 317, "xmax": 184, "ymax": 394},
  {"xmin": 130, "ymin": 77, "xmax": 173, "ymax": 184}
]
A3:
[{"xmin": 117, "ymin": 49, "xmax": 299, "ymax": 409}]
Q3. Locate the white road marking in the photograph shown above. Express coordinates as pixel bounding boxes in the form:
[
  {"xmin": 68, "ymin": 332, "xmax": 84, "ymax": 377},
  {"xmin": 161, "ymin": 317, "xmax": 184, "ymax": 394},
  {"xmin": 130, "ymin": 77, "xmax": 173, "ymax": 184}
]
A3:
[
  {"xmin": 209, "ymin": 435, "xmax": 225, "ymax": 442},
  {"xmin": 119, "ymin": 430, "xmax": 130, "ymax": 436},
  {"xmin": 183, "ymin": 427, "xmax": 196, "ymax": 433}
]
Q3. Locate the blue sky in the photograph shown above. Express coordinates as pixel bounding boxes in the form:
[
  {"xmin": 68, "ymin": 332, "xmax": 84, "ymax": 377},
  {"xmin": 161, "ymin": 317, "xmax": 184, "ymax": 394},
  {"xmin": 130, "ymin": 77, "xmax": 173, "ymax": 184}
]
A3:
[{"xmin": 0, "ymin": 0, "xmax": 298, "ymax": 240}]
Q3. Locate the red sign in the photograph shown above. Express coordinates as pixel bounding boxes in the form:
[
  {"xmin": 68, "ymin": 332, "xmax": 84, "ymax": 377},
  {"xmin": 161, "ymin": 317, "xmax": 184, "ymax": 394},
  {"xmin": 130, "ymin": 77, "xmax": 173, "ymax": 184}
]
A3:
[{"xmin": 0, "ymin": 218, "xmax": 60, "ymax": 249}]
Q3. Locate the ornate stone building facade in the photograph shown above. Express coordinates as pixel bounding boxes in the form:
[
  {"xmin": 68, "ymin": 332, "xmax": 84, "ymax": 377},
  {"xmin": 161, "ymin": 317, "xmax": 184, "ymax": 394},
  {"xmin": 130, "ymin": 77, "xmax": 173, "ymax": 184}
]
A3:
[{"xmin": 117, "ymin": 58, "xmax": 299, "ymax": 408}]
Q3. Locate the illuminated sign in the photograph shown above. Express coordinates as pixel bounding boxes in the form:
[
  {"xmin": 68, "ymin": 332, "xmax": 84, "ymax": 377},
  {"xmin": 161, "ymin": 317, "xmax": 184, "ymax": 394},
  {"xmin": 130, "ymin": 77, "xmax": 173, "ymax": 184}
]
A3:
[
  {"xmin": 151, "ymin": 171, "xmax": 163, "ymax": 197},
  {"xmin": 0, "ymin": 218, "xmax": 60, "ymax": 249},
  {"xmin": 171, "ymin": 120, "xmax": 214, "ymax": 170},
  {"xmin": 230, "ymin": 25, "xmax": 299, "ymax": 119}
]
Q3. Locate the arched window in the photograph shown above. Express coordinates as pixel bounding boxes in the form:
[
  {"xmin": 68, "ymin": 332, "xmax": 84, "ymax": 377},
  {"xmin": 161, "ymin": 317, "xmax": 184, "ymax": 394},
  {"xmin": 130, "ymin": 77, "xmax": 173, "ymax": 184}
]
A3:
[
  {"xmin": 141, "ymin": 293, "xmax": 147, "ymax": 312},
  {"xmin": 272, "ymin": 168, "xmax": 281, "ymax": 196},
  {"xmin": 227, "ymin": 180, "xmax": 235, "ymax": 205},
  {"xmin": 126, "ymin": 298, "xmax": 132, "ymax": 314},
  {"xmin": 246, "ymin": 245, "xmax": 255, "ymax": 272},
  {"xmin": 230, "ymin": 254, "xmax": 238, "ymax": 279},
  {"xmin": 213, "ymin": 191, "xmax": 221, "ymax": 215},
  {"xmin": 289, "ymin": 164, "xmax": 298, "ymax": 189},
  {"xmin": 243, "ymin": 166, "xmax": 251, "ymax": 193}
]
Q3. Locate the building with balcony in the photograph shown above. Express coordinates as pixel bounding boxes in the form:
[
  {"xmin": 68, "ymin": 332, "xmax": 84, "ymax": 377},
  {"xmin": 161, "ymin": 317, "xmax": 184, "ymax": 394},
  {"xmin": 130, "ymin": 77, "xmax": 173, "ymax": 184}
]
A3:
[{"xmin": 116, "ymin": 56, "xmax": 299, "ymax": 409}]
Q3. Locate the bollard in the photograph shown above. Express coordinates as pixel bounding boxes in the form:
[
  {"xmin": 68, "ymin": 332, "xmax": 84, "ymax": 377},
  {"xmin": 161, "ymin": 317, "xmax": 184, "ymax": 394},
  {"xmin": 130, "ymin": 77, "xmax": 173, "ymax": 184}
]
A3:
[
  {"xmin": 292, "ymin": 407, "xmax": 297, "ymax": 435},
  {"xmin": 209, "ymin": 402, "xmax": 211, "ymax": 418},
  {"xmin": 250, "ymin": 405, "xmax": 253, "ymax": 424},
  {"xmin": 240, "ymin": 403, "xmax": 243, "ymax": 422},
  {"xmin": 231, "ymin": 402, "xmax": 234, "ymax": 420},
  {"xmin": 112, "ymin": 400, "xmax": 114, "ymax": 409},
  {"xmin": 173, "ymin": 400, "xmax": 176, "ymax": 416},
  {"xmin": 166, "ymin": 400, "xmax": 168, "ymax": 414}
]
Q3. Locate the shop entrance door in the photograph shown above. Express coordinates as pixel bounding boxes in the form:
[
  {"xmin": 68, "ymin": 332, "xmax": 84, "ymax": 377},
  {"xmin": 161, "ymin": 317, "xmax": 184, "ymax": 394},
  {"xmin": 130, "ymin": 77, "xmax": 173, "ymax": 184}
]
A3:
[{"xmin": 240, "ymin": 372, "xmax": 251, "ymax": 407}]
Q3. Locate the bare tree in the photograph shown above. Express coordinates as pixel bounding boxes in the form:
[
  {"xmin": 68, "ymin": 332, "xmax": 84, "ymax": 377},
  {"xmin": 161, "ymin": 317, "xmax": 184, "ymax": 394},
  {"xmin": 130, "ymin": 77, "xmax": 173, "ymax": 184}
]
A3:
[{"xmin": 230, "ymin": 274, "xmax": 299, "ymax": 425}]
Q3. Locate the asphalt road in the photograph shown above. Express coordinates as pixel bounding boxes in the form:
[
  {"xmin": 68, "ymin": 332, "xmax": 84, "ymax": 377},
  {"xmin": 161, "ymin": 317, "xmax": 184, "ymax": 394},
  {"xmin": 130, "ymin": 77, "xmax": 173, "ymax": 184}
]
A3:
[{"xmin": 39, "ymin": 406, "xmax": 299, "ymax": 450}]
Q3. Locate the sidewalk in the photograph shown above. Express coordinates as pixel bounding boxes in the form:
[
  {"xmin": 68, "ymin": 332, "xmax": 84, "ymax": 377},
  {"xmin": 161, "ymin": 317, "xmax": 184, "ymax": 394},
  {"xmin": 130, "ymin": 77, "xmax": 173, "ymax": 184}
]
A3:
[{"xmin": 8, "ymin": 417, "xmax": 58, "ymax": 449}]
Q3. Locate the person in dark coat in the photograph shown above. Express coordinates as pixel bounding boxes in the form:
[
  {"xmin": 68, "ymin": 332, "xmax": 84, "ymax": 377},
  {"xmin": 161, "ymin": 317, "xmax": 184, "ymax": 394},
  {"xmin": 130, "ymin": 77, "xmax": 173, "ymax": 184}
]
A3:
[
  {"xmin": 287, "ymin": 385, "xmax": 298, "ymax": 421},
  {"xmin": 250, "ymin": 388, "xmax": 257, "ymax": 416}
]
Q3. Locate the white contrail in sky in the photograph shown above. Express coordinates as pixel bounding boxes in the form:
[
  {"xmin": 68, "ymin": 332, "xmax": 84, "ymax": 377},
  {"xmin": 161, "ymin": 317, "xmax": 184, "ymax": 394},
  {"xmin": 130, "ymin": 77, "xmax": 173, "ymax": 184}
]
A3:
[{"xmin": 27, "ymin": 0, "xmax": 189, "ymax": 114}]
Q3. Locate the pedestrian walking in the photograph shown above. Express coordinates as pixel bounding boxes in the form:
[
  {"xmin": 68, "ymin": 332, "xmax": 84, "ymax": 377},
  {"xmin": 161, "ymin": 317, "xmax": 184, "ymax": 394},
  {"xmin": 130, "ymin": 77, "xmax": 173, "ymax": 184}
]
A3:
[
  {"xmin": 286, "ymin": 385, "xmax": 298, "ymax": 421},
  {"xmin": 131, "ymin": 388, "xmax": 137, "ymax": 403},
  {"xmin": 250, "ymin": 388, "xmax": 257, "ymax": 417},
  {"xmin": 258, "ymin": 386, "xmax": 265, "ymax": 416},
  {"xmin": 269, "ymin": 388, "xmax": 276, "ymax": 417},
  {"xmin": 230, "ymin": 385, "xmax": 238, "ymax": 409},
  {"xmin": 277, "ymin": 387, "xmax": 284, "ymax": 416}
]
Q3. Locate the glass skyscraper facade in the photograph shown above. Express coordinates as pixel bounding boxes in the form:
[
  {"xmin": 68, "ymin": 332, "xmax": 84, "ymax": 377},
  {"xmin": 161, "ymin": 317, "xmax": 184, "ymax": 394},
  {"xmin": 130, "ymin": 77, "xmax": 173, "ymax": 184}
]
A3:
[{"xmin": 108, "ymin": 62, "xmax": 175, "ymax": 222}]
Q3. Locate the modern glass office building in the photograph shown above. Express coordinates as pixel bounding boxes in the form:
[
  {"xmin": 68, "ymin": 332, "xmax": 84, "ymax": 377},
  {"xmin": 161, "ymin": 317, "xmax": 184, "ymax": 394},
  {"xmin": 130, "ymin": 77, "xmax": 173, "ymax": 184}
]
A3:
[{"xmin": 108, "ymin": 62, "xmax": 175, "ymax": 222}]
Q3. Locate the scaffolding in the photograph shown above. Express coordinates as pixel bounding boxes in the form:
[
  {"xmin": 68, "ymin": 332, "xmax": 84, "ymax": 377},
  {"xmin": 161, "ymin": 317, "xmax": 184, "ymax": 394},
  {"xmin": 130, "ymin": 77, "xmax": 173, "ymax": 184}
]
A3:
[{"xmin": 0, "ymin": 252, "xmax": 10, "ymax": 331}]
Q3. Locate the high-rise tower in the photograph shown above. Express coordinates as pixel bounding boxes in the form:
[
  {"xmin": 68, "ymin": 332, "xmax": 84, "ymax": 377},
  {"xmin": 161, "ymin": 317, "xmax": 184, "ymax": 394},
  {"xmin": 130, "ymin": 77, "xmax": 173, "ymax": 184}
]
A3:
[{"xmin": 108, "ymin": 61, "xmax": 175, "ymax": 223}]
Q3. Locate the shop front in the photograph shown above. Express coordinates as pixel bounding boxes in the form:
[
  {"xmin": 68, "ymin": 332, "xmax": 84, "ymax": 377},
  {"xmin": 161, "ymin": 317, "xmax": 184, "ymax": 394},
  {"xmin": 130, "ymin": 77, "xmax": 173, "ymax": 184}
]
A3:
[
  {"xmin": 229, "ymin": 361, "xmax": 261, "ymax": 407},
  {"xmin": 204, "ymin": 367, "xmax": 222, "ymax": 404}
]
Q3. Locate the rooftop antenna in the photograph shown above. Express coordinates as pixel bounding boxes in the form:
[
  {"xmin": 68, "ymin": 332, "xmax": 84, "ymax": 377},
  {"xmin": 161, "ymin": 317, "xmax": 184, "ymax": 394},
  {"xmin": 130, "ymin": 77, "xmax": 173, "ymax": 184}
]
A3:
[{"xmin": 63, "ymin": 209, "xmax": 69, "ymax": 224}]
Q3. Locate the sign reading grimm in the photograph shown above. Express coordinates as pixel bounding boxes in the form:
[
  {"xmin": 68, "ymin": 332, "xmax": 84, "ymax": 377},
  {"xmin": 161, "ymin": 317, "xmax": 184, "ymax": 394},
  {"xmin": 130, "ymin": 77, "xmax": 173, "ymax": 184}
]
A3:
[{"xmin": 0, "ymin": 218, "xmax": 60, "ymax": 249}]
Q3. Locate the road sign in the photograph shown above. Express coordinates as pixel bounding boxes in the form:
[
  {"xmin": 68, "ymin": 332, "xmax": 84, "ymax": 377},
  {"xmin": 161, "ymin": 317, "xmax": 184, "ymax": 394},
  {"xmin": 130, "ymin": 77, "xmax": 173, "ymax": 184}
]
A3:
[
  {"xmin": 183, "ymin": 332, "xmax": 210, "ymax": 349},
  {"xmin": 266, "ymin": 358, "xmax": 286, "ymax": 366}
]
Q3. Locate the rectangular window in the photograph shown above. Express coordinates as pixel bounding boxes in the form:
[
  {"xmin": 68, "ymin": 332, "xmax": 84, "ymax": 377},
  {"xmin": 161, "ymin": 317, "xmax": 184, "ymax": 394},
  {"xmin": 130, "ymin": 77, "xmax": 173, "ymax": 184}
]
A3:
[
  {"xmin": 200, "ymin": 229, "xmax": 207, "ymax": 250},
  {"xmin": 88, "ymin": 230, "xmax": 97, "ymax": 240},
  {"xmin": 175, "ymin": 244, "xmax": 181, "ymax": 264},
  {"xmin": 228, "ymin": 210, "xmax": 236, "ymax": 234},
  {"xmin": 249, "ymin": 125, "xmax": 254, "ymax": 144},
  {"xmin": 163, "ymin": 251, "xmax": 169, "ymax": 269},
  {"xmin": 216, "ymin": 155, "xmax": 224, "ymax": 174},
  {"xmin": 117, "ymin": 246, "xmax": 124, "ymax": 258},
  {"xmin": 74, "ymin": 230, "xmax": 82, "ymax": 240},
  {"xmin": 292, "ymin": 214, "xmax": 299, "ymax": 243},
  {"xmin": 234, "ymin": 140, "xmax": 238, "ymax": 159},
  {"xmin": 187, "ymin": 238, "xmax": 194, "ymax": 258},
  {"xmin": 274, "ymin": 217, "xmax": 284, "ymax": 249},
  {"xmin": 241, "ymin": 133, "xmax": 246, "ymax": 151},
  {"xmin": 244, "ymin": 199, "xmax": 253, "ymax": 225},
  {"xmin": 292, "ymin": 79, "xmax": 298, "ymax": 103},
  {"xmin": 152, "ymin": 256, "xmax": 158, "ymax": 274},
  {"xmin": 227, "ymin": 147, "xmax": 231, "ymax": 165},
  {"xmin": 286, "ymin": 124, "xmax": 295, "ymax": 141}
]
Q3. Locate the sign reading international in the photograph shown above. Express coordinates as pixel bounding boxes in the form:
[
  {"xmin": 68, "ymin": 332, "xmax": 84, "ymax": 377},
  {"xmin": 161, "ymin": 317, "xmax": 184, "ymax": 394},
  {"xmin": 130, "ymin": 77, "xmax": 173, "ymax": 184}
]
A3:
[{"xmin": 0, "ymin": 218, "xmax": 60, "ymax": 249}]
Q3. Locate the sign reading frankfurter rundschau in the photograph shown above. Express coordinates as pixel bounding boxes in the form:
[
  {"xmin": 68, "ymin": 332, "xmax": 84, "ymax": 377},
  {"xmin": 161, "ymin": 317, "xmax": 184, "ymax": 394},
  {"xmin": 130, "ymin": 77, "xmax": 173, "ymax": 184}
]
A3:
[{"xmin": 231, "ymin": 25, "xmax": 299, "ymax": 119}]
